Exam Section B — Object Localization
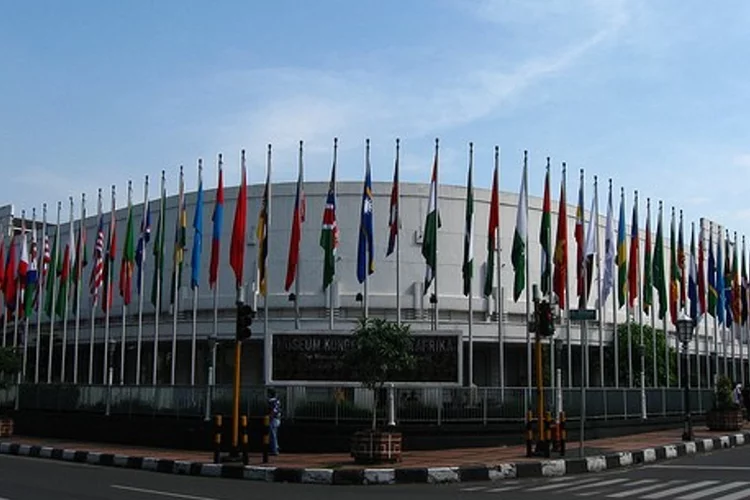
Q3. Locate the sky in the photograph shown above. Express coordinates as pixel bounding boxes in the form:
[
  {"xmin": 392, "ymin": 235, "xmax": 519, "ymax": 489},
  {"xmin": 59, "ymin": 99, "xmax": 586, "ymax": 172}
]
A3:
[{"xmin": 2, "ymin": 0, "xmax": 750, "ymax": 237}]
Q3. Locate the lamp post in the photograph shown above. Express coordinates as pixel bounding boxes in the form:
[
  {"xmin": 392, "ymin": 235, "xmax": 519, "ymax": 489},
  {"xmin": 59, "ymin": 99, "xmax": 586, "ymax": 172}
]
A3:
[{"xmin": 675, "ymin": 311, "xmax": 696, "ymax": 441}]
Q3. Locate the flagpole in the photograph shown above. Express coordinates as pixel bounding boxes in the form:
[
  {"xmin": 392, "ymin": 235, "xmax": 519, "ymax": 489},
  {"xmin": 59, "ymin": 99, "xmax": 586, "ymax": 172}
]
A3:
[
  {"xmin": 363, "ymin": 139, "xmax": 370, "ymax": 319},
  {"xmin": 566, "ymin": 165, "xmax": 573, "ymax": 388},
  {"xmin": 47, "ymin": 202, "xmax": 61, "ymax": 383},
  {"xmin": 35, "ymin": 204, "xmax": 46, "ymax": 383},
  {"xmin": 524, "ymin": 151, "xmax": 531, "ymax": 393},
  {"xmin": 172, "ymin": 166, "xmax": 184, "ymax": 385},
  {"xmin": 496, "ymin": 147, "xmax": 504, "ymax": 396},
  {"xmin": 190, "ymin": 161, "xmax": 202, "ymax": 386},
  {"xmin": 547, "ymin": 159, "xmax": 554, "ymax": 387},
  {"xmin": 712, "ymin": 222, "xmax": 719, "ymax": 381},
  {"xmin": 58, "ymin": 198, "xmax": 73, "ymax": 382},
  {"xmin": 396, "ymin": 139, "xmax": 402, "ymax": 327},
  {"xmin": 264, "ymin": 144, "xmax": 272, "ymax": 384},
  {"xmin": 650, "ymin": 199, "xmax": 657, "ymax": 386},
  {"xmin": 295, "ymin": 143, "xmax": 303, "ymax": 329},
  {"xmin": 702, "ymin": 219, "xmax": 710, "ymax": 387},
  {"xmin": 120, "ymin": 181, "xmax": 132, "ymax": 385},
  {"xmin": 612, "ymin": 181, "xmax": 619, "ymax": 388},
  {"xmin": 594, "ymin": 176, "xmax": 603, "ymax": 386},
  {"xmin": 467, "ymin": 142, "xmax": 474, "ymax": 388},
  {"xmin": 73, "ymin": 193, "xmax": 85, "ymax": 383},
  {"xmin": 154, "ymin": 170, "xmax": 165, "ymax": 385},
  {"xmin": 635, "ymin": 191, "xmax": 646, "ymax": 419},
  {"xmin": 22, "ymin": 209, "xmax": 32, "ymax": 382},
  {"xmin": 136, "ymin": 175, "xmax": 149, "ymax": 386},
  {"xmin": 103, "ymin": 185, "xmax": 115, "ymax": 384},
  {"xmin": 1, "ymin": 221, "xmax": 7, "ymax": 350},
  {"xmin": 89, "ymin": 189, "xmax": 102, "ymax": 384},
  {"xmin": 329, "ymin": 139, "xmax": 337, "ymax": 330},
  {"xmin": 13, "ymin": 212, "xmax": 23, "ymax": 353},
  {"xmin": 696, "ymin": 224, "xmax": 703, "ymax": 390},
  {"xmin": 435, "ymin": 138, "xmax": 441, "ymax": 331},
  {"xmin": 213, "ymin": 156, "xmax": 221, "ymax": 367}
]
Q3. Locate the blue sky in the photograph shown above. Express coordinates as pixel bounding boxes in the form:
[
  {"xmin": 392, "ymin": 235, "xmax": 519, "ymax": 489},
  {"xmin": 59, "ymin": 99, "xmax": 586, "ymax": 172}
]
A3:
[{"xmin": 2, "ymin": 0, "xmax": 750, "ymax": 235}]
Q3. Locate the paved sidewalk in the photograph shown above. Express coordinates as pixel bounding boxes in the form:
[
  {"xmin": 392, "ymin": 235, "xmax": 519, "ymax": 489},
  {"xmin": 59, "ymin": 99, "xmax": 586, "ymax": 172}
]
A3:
[{"xmin": 3, "ymin": 425, "xmax": 746, "ymax": 469}]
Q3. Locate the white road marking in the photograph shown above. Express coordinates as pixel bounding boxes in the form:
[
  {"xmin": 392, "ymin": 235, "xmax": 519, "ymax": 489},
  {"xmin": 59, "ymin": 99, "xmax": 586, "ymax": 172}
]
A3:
[
  {"xmin": 713, "ymin": 489, "xmax": 750, "ymax": 500},
  {"xmin": 527, "ymin": 477, "xmax": 610, "ymax": 492},
  {"xmin": 485, "ymin": 486, "xmax": 521, "ymax": 493},
  {"xmin": 561, "ymin": 478, "xmax": 630, "ymax": 492},
  {"xmin": 649, "ymin": 464, "xmax": 750, "ymax": 471},
  {"xmin": 641, "ymin": 481, "xmax": 719, "ymax": 499},
  {"xmin": 607, "ymin": 480, "xmax": 685, "ymax": 498},
  {"xmin": 461, "ymin": 486, "xmax": 487, "ymax": 492},
  {"xmin": 110, "ymin": 485, "xmax": 220, "ymax": 500},
  {"xmin": 678, "ymin": 482, "xmax": 750, "ymax": 500}
]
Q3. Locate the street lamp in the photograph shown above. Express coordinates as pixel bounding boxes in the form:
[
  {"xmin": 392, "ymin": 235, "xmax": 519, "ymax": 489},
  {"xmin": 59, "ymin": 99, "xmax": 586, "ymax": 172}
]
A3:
[{"xmin": 675, "ymin": 311, "xmax": 696, "ymax": 441}]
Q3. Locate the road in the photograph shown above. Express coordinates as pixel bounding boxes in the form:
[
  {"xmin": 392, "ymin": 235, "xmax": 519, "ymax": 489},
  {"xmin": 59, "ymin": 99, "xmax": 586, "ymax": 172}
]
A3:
[{"xmin": 2, "ymin": 445, "xmax": 750, "ymax": 499}]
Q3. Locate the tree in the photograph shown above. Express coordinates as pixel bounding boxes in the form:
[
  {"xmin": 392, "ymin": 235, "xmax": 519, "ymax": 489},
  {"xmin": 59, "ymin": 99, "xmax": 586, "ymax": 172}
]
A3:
[
  {"xmin": 0, "ymin": 347, "xmax": 21, "ymax": 389},
  {"xmin": 344, "ymin": 318, "xmax": 416, "ymax": 430},
  {"xmin": 609, "ymin": 322, "xmax": 677, "ymax": 387}
]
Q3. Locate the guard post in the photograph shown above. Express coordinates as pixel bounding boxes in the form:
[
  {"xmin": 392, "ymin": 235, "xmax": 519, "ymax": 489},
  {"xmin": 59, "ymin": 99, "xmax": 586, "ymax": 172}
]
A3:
[
  {"xmin": 559, "ymin": 411, "xmax": 567, "ymax": 456},
  {"xmin": 213, "ymin": 414, "xmax": 223, "ymax": 464},
  {"xmin": 262, "ymin": 414, "xmax": 270, "ymax": 463},
  {"xmin": 241, "ymin": 415, "xmax": 249, "ymax": 465}
]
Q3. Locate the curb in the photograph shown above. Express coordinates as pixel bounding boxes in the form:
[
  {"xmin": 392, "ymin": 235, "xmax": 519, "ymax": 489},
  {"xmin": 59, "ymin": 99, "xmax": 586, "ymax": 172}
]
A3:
[{"xmin": 1, "ymin": 432, "xmax": 748, "ymax": 486}]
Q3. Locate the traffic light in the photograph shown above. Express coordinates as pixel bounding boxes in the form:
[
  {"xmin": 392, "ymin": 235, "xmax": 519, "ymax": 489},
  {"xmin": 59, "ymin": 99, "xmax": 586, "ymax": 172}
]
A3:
[
  {"xmin": 536, "ymin": 299, "xmax": 555, "ymax": 337},
  {"xmin": 236, "ymin": 303, "xmax": 255, "ymax": 341}
]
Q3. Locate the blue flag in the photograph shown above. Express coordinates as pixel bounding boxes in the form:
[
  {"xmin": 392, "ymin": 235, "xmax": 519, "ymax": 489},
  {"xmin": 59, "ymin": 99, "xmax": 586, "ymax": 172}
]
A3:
[
  {"xmin": 191, "ymin": 175, "xmax": 204, "ymax": 290},
  {"xmin": 357, "ymin": 158, "xmax": 375, "ymax": 283}
]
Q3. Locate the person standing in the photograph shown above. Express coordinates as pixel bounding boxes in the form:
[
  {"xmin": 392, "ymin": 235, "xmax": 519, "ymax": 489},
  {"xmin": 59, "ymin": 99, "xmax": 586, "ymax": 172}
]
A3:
[{"xmin": 268, "ymin": 389, "xmax": 282, "ymax": 455}]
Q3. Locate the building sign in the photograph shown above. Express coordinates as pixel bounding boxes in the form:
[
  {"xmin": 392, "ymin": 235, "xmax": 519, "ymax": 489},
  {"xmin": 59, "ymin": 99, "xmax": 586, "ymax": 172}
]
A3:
[{"xmin": 270, "ymin": 331, "xmax": 461, "ymax": 385}]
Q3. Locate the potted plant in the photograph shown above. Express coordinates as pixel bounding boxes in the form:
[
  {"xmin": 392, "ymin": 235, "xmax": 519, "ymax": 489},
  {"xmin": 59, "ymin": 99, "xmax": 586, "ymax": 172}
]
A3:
[
  {"xmin": 344, "ymin": 318, "xmax": 415, "ymax": 464},
  {"xmin": 0, "ymin": 346, "xmax": 21, "ymax": 438},
  {"xmin": 707, "ymin": 376, "xmax": 743, "ymax": 431}
]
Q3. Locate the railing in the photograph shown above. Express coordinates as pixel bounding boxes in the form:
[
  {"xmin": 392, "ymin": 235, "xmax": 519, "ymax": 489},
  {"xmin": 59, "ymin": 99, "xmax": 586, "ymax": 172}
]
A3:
[{"xmin": 0, "ymin": 384, "xmax": 716, "ymax": 425}]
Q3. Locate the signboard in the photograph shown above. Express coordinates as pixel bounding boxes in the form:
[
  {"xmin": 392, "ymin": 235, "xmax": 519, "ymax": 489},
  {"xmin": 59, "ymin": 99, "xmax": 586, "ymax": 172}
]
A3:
[
  {"xmin": 269, "ymin": 330, "xmax": 462, "ymax": 385},
  {"xmin": 569, "ymin": 309, "xmax": 597, "ymax": 321}
]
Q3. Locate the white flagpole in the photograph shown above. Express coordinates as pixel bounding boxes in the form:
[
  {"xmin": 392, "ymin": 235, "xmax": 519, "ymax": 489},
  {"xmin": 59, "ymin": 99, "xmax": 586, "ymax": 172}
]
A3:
[
  {"xmin": 702, "ymin": 219, "xmax": 710, "ymax": 387},
  {"xmin": 22, "ymin": 209, "xmax": 32, "ymax": 382},
  {"xmin": 171, "ymin": 166, "xmax": 184, "ymax": 385},
  {"xmin": 467, "ymin": 143, "xmax": 474, "ymax": 388},
  {"xmin": 329, "ymin": 139, "xmax": 337, "ymax": 330},
  {"xmin": 396, "ymin": 139, "xmax": 401, "ymax": 327},
  {"xmin": 60, "ymin": 197, "xmax": 74, "ymax": 382},
  {"xmin": 565, "ymin": 165, "xmax": 573, "ymax": 388},
  {"xmin": 14, "ymin": 212, "xmax": 24, "ymax": 352},
  {"xmin": 635, "ymin": 191, "xmax": 646, "ymax": 419},
  {"xmin": 121, "ymin": 181, "xmax": 132, "ymax": 385},
  {"xmin": 1, "ymin": 220, "xmax": 7, "ymax": 350},
  {"xmin": 594, "ymin": 176, "xmax": 603, "ymax": 386},
  {"xmin": 363, "ymin": 139, "xmax": 370, "ymax": 318},
  {"xmin": 435, "ymin": 139, "xmax": 441, "ymax": 331},
  {"xmin": 153, "ymin": 171, "xmax": 165, "ymax": 385},
  {"xmin": 103, "ymin": 185, "xmax": 115, "ymax": 384},
  {"xmin": 47, "ymin": 201, "xmax": 61, "ymax": 383},
  {"xmin": 136, "ymin": 175, "xmax": 149, "ymax": 385},
  {"xmin": 212, "ymin": 156, "xmax": 221, "ymax": 362},
  {"xmin": 611, "ymin": 181, "xmax": 619, "ymax": 388},
  {"xmin": 495, "ymin": 147, "xmax": 504, "ymax": 396},
  {"xmin": 35, "ymin": 204, "xmax": 47, "ymax": 384},
  {"xmin": 264, "ymin": 144, "xmax": 272, "ymax": 383},
  {"xmin": 73, "ymin": 194, "xmax": 85, "ymax": 384},
  {"xmin": 89, "ymin": 190, "xmax": 102, "ymax": 384},
  {"xmin": 295, "ymin": 144, "xmax": 303, "ymax": 329},
  {"xmin": 650, "ymin": 200, "xmax": 657, "ymax": 386},
  {"xmin": 524, "ymin": 151, "xmax": 531, "ymax": 392},
  {"xmin": 190, "ymin": 160, "xmax": 202, "ymax": 386}
]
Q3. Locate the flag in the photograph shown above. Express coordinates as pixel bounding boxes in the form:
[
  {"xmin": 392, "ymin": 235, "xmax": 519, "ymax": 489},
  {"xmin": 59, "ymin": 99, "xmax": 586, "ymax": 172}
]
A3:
[
  {"xmin": 230, "ymin": 156, "xmax": 248, "ymax": 288},
  {"xmin": 24, "ymin": 226, "xmax": 38, "ymax": 318},
  {"xmin": 616, "ymin": 190, "xmax": 627, "ymax": 309},
  {"xmin": 18, "ymin": 227, "xmax": 29, "ymax": 317},
  {"xmin": 732, "ymin": 235, "xmax": 741, "ymax": 323},
  {"xmin": 72, "ymin": 215, "xmax": 88, "ymax": 313},
  {"xmin": 320, "ymin": 154, "xmax": 339, "ymax": 290},
  {"xmin": 698, "ymin": 219, "xmax": 707, "ymax": 318},
  {"xmin": 553, "ymin": 170, "xmax": 568, "ymax": 308},
  {"xmin": 56, "ymin": 222, "xmax": 74, "ymax": 318},
  {"xmin": 90, "ymin": 215, "xmax": 104, "ymax": 306},
  {"xmin": 357, "ymin": 154, "xmax": 375, "ymax": 284},
  {"xmin": 716, "ymin": 231, "xmax": 725, "ymax": 326},
  {"xmin": 484, "ymin": 161, "xmax": 499, "ymax": 298},
  {"xmin": 0, "ymin": 239, "xmax": 5, "ymax": 307},
  {"xmin": 170, "ymin": 171, "xmax": 187, "ymax": 305},
  {"xmin": 150, "ymin": 180, "xmax": 166, "ymax": 309},
  {"xmin": 285, "ymin": 152, "xmax": 305, "ymax": 291},
  {"xmin": 191, "ymin": 170, "xmax": 204, "ymax": 290},
  {"xmin": 727, "ymin": 234, "xmax": 736, "ymax": 327},
  {"xmin": 628, "ymin": 196, "xmax": 639, "ymax": 308},
  {"xmin": 511, "ymin": 163, "xmax": 527, "ymax": 302},
  {"xmin": 386, "ymin": 150, "xmax": 399, "ymax": 257},
  {"xmin": 583, "ymin": 193, "xmax": 596, "ymax": 304},
  {"xmin": 4, "ymin": 236, "xmax": 16, "ymax": 312},
  {"xmin": 135, "ymin": 199, "xmax": 151, "ymax": 295},
  {"xmin": 688, "ymin": 224, "xmax": 698, "ymax": 323},
  {"xmin": 575, "ymin": 174, "xmax": 585, "ymax": 303},
  {"xmin": 601, "ymin": 184, "xmax": 615, "ymax": 306},
  {"xmin": 539, "ymin": 166, "xmax": 551, "ymax": 296},
  {"xmin": 102, "ymin": 206, "xmax": 116, "ymax": 313},
  {"xmin": 209, "ymin": 162, "xmax": 224, "ymax": 289},
  {"xmin": 669, "ymin": 209, "xmax": 679, "ymax": 325},
  {"xmin": 653, "ymin": 204, "xmax": 667, "ymax": 320},
  {"xmin": 678, "ymin": 214, "xmax": 686, "ymax": 309},
  {"xmin": 257, "ymin": 165, "xmax": 270, "ymax": 296},
  {"xmin": 461, "ymin": 157, "xmax": 474, "ymax": 296},
  {"xmin": 643, "ymin": 201, "xmax": 653, "ymax": 314},
  {"xmin": 421, "ymin": 152, "xmax": 440, "ymax": 294},
  {"xmin": 708, "ymin": 225, "xmax": 717, "ymax": 318},
  {"xmin": 742, "ymin": 237, "xmax": 748, "ymax": 326},
  {"xmin": 119, "ymin": 200, "xmax": 135, "ymax": 305}
]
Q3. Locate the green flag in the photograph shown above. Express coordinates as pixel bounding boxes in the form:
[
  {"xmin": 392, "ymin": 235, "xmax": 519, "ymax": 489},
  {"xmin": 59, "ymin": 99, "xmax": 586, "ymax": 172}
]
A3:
[
  {"xmin": 151, "ymin": 181, "xmax": 166, "ymax": 309},
  {"xmin": 44, "ymin": 233, "xmax": 58, "ymax": 318},
  {"xmin": 320, "ymin": 156, "xmax": 338, "ymax": 289},
  {"xmin": 511, "ymin": 164, "xmax": 527, "ymax": 302},
  {"xmin": 421, "ymin": 153, "xmax": 440, "ymax": 294},
  {"xmin": 652, "ymin": 204, "xmax": 667, "ymax": 320},
  {"xmin": 461, "ymin": 158, "xmax": 474, "ymax": 296}
]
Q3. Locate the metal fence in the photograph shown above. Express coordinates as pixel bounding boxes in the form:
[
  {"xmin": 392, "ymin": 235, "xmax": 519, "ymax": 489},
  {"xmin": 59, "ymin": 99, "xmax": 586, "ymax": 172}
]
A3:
[{"xmin": 0, "ymin": 384, "xmax": 717, "ymax": 425}]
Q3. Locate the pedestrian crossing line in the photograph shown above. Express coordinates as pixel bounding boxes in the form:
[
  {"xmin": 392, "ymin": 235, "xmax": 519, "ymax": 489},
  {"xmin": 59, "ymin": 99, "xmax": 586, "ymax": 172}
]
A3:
[
  {"xmin": 527, "ymin": 477, "xmax": 612, "ymax": 492},
  {"xmin": 608, "ymin": 480, "xmax": 686, "ymax": 498},
  {"xmin": 485, "ymin": 486, "xmax": 521, "ymax": 493},
  {"xmin": 677, "ymin": 482, "xmax": 750, "ymax": 500},
  {"xmin": 563, "ymin": 478, "xmax": 631, "ymax": 492},
  {"xmin": 641, "ymin": 480, "xmax": 719, "ymax": 499},
  {"xmin": 460, "ymin": 487, "xmax": 486, "ymax": 492},
  {"xmin": 711, "ymin": 489, "xmax": 750, "ymax": 500}
]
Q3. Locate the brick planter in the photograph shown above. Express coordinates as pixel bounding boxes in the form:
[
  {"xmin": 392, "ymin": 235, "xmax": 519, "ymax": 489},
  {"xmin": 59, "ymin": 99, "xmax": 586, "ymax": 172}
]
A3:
[
  {"xmin": 707, "ymin": 409, "xmax": 743, "ymax": 431},
  {"xmin": 0, "ymin": 418, "xmax": 13, "ymax": 438},
  {"xmin": 350, "ymin": 430, "xmax": 402, "ymax": 464}
]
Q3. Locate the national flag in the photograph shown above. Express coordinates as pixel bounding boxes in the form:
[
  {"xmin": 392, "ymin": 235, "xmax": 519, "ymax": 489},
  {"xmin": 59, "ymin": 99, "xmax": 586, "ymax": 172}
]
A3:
[
  {"xmin": 191, "ymin": 168, "xmax": 204, "ymax": 290},
  {"xmin": 421, "ymin": 151, "xmax": 440, "ymax": 294},
  {"xmin": 678, "ymin": 213, "xmax": 686, "ymax": 309},
  {"xmin": 170, "ymin": 171, "xmax": 187, "ymax": 305},
  {"xmin": 209, "ymin": 160, "xmax": 224, "ymax": 289},
  {"xmin": 628, "ymin": 195, "xmax": 639, "ymax": 308},
  {"xmin": 652, "ymin": 204, "xmax": 667, "ymax": 320},
  {"xmin": 56, "ymin": 220, "xmax": 74, "ymax": 318},
  {"xmin": 583, "ymin": 192, "xmax": 596, "ymax": 305},
  {"xmin": 90, "ymin": 215, "xmax": 104, "ymax": 306},
  {"xmin": 257, "ymin": 164, "xmax": 270, "ymax": 296},
  {"xmin": 285, "ymin": 151, "xmax": 305, "ymax": 291},
  {"xmin": 150, "ymin": 180, "xmax": 167, "ymax": 309},
  {"xmin": 24, "ymin": 226, "xmax": 38, "ymax": 318},
  {"xmin": 575, "ymin": 173, "xmax": 585, "ymax": 303},
  {"xmin": 230, "ymin": 154, "xmax": 248, "ymax": 288},
  {"xmin": 688, "ymin": 223, "xmax": 698, "ymax": 323},
  {"xmin": 44, "ymin": 232, "xmax": 56, "ymax": 317},
  {"xmin": 135, "ymin": 198, "xmax": 151, "ymax": 295},
  {"xmin": 716, "ymin": 231, "xmax": 725, "ymax": 326},
  {"xmin": 4, "ymin": 236, "xmax": 16, "ymax": 312},
  {"xmin": 732, "ymin": 234, "xmax": 741, "ymax": 323},
  {"xmin": 72, "ymin": 214, "xmax": 88, "ymax": 313},
  {"xmin": 539, "ymin": 165, "xmax": 551, "ymax": 296},
  {"xmin": 320, "ymin": 151, "xmax": 339, "ymax": 290},
  {"xmin": 357, "ymin": 152, "xmax": 375, "ymax": 284},
  {"xmin": 386, "ymin": 148, "xmax": 399, "ymax": 258},
  {"xmin": 727, "ymin": 234, "xmax": 737, "ymax": 327},
  {"xmin": 484, "ymin": 159, "xmax": 499, "ymax": 298},
  {"xmin": 643, "ymin": 201, "xmax": 653, "ymax": 314},
  {"xmin": 601, "ymin": 183, "xmax": 615, "ymax": 306},
  {"xmin": 18, "ymin": 227, "xmax": 29, "ymax": 317},
  {"xmin": 616, "ymin": 190, "xmax": 627, "ymax": 309},
  {"xmin": 102, "ymin": 205, "xmax": 116, "ymax": 313},
  {"xmin": 119, "ymin": 199, "xmax": 135, "ymax": 305},
  {"xmin": 669, "ymin": 209, "xmax": 679, "ymax": 325},
  {"xmin": 511, "ymin": 163, "xmax": 527, "ymax": 302},
  {"xmin": 698, "ymin": 219, "xmax": 707, "ymax": 318},
  {"xmin": 708, "ymin": 225, "xmax": 717, "ymax": 318},
  {"xmin": 461, "ymin": 156, "xmax": 474, "ymax": 296},
  {"xmin": 552, "ymin": 169, "xmax": 568, "ymax": 308}
]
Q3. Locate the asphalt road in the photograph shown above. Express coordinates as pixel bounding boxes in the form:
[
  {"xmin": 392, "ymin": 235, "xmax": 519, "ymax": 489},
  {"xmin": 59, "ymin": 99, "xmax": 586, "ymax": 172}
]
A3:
[{"xmin": 3, "ymin": 445, "xmax": 750, "ymax": 500}]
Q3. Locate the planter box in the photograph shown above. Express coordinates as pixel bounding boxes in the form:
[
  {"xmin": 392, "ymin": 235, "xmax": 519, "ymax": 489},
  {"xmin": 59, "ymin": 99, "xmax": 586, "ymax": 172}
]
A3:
[
  {"xmin": 350, "ymin": 430, "xmax": 402, "ymax": 464},
  {"xmin": 707, "ymin": 409, "xmax": 743, "ymax": 431},
  {"xmin": 0, "ymin": 418, "xmax": 12, "ymax": 438}
]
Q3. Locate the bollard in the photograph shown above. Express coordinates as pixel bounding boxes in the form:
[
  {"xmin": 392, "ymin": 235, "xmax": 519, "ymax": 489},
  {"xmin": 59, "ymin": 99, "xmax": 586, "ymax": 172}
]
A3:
[
  {"xmin": 213, "ymin": 414, "xmax": 223, "ymax": 464},
  {"xmin": 525, "ymin": 410, "xmax": 534, "ymax": 457},
  {"xmin": 544, "ymin": 411, "xmax": 553, "ymax": 458},
  {"xmin": 559, "ymin": 411, "xmax": 567, "ymax": 456},
  {"xmin": 262, "ymin": 415, "xmax": 270, "ymax": 463},
  {"xmin": 241, "ymin": 415, "xmax": 249, "ymax": 465}
]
